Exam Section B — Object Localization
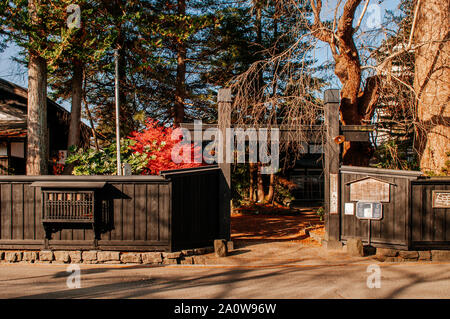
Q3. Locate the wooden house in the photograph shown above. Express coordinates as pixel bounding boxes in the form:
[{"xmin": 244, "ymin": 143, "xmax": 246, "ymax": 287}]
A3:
[{"xmin": 0, "ymin": 78, "xmax": 91, "ymax": 175}]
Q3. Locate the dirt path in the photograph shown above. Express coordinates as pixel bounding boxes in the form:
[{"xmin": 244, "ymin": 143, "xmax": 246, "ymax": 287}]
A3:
[{"xmin": 230, "ymin": 207, "xmax": 324, "ymax": 246}]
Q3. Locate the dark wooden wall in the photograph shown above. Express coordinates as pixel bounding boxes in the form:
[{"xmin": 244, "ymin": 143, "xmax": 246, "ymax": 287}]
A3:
[
  {"xmin": 0, "ymin": 177, "xmax": 172, "ymax": 251},
  {"xmin": 0, "ymin": 166, "xmax": 224, "ymax": 252},
  {"xmin": 340, "ymin": 166, "xmax": 422, "ymax": 249},
  {"xmin": 163, "ymin": 166, "xmax": 221, "ymax": 251},
  {"xmin": 411, "ymin": 179, "xmax": 450, "ymax": 249}
]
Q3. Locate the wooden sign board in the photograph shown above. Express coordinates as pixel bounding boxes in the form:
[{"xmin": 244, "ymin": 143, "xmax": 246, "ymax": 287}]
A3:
[
  {"xmin": 349, "ymin": 177, "xmax": 391, "ymax": 202},
  {"xmin": 432, "ymin": 190, "xmax": 450, "ymax": 208}
]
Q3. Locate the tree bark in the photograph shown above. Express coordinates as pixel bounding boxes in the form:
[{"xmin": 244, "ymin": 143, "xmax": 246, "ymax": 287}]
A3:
[
  {"xmin": 67, "ymin": 60, "xmax": 83, "ymax": 149},
  {"xmin": 265, "ymin": 173, "xmax": 275, "ymax": 202},
  {"xmin": 257, "ymin": 162, "xmax": 265, "ymax": 202},
  {"xmin": 414, "ymin": 0, "xmax": 450, "ymax": 173},
  {"xmin": 174, "ymin": 0, "xmax": 186, "ymax": 127},
  {"xmin": 27, "ymin": 0, "xmax": 48, "ymax": 175},
  {"xmin": 249, "ymin": 162, "xmax": 255, "ymax": 201},
  {"xmin": 63, "ymin": 60, "xmax": 83, "ymax": 175},
  {"xmin": 310, "ymin": 0, "xmax": 379, "ymax": 166}
]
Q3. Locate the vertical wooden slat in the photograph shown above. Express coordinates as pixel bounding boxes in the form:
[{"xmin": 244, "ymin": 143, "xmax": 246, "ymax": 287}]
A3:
[
  {"xmin": 122, "ymin": 184, "xmax": 134, "ymax": 240},
  {"xmin": 23, "ymin": 184, "xmax": 35, "ymax": 240},
  {"xmin": 134, "ymin": 184, "xmax": 146, "ymax": 241},
  {"xmin": 1, "ymin": 184, "xmax": 12, "ymax": 240},
  {"xmin": 109, "ymin": 183, "xmax": 123, "ymax": 240},
  {"xmin": 147, "ymin": 184, "xmax": 159, "ymax": 241},
  {"xmin": 394, "ymin": 177, "xmax": 405, "ymax": 242},
  {"xmin": 445, "ymin": 185, "xmax": 450, "ymax": 241},
  {"xmin": 434, "ymin": 189, "xmax": 444, "ymax": 241},
  {"xmin": 159, "ymin": 183, "xmax": 170, "ymax": 242},
  {"xmin": 34, "ymin": 186, "xmax": 44, "ymax": 240},
  {"xmin": 170, "ymin": 177, "xmax": 181, "ymax": 245},
  {"xmin": 11, "ymin": 184, "xmax": 23, "ymax": 240},
  {"xmin": 423, "ymin": 185, "xmax": 433, "ymax": 241},
  {"xmin": 411, "ymin": 183, "xmax": 422, "ymax": 242}
]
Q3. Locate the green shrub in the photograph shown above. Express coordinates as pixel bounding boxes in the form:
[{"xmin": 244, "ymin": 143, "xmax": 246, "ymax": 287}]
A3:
[
  {"xmin": 65, "ymin": 139, "xmax": 149, "ymax": 175},
  {"xmin": 316, "ymin": 207, "xmax": 324, "ymax": 221}
]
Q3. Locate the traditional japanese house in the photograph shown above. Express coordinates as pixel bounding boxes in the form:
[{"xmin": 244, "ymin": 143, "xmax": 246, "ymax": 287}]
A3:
[{"xmin": 0, "ymin": 78, "xmax": 91, "ymax": 175}]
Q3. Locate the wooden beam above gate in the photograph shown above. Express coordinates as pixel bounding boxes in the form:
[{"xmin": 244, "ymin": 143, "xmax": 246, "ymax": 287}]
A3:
[{"xmin": 179, "ymin": 123, "xmax": 373, "ymax": 143}]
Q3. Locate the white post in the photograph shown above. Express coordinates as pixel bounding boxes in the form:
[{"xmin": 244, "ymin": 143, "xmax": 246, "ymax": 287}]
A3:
[{"xmin": 114, "ymin": 49, "xmax": 122, "ymax": 175}]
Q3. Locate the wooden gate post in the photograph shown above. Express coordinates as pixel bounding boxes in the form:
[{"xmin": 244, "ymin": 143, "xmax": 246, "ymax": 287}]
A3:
[
  {"xmin": 324, "ymin": 89, "xmax": 341, "ymax": 246},
  {"xmin": 218, "ymin": 89, "xmax": 232, "ymax": 240}
]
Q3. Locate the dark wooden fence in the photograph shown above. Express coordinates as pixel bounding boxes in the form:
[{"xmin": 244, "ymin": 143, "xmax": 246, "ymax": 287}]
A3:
[
  {"xmin": 339, "ymin": 166, "xmax": 422, "ymax": 250},
  {"xmin": 411, "ymin": 178, "xmax": 450, "ymax": 249},
  {"xmin": 338, "ymin": 166, "xmax": 450, "ymax": 250},
  {"xmin": 0, "ymin": 165, "xmax": 224, "ymax": 252},
  {"xmin": 161, "ymin": 166, "xmax": 221, "ymax": 251}
]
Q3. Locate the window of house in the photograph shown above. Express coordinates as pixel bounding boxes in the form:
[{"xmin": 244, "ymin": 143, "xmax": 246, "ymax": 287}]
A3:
[
  {"xmin": 0, "ymin": 143, "xmax": 7, "ymax": 156},
  {"xmin": 10, "ymin": 142, "xmax": 24, "ymax": 158}
]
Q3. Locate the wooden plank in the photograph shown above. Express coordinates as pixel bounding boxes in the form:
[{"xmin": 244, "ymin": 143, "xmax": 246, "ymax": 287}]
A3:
[
  {"xmin": 434, "ymin": 187, "xmax": 445, "ymax": 241},
  {"xmin": 189, "ymin": 175, "xmax": 196, "ymax": 241},
  {"xmin": 134, "ymin": 184, "xmax": 147, "ymax": 241},
  {"xmin": 1, "ymin": 184, "xmax": 12, "ymax": 240},
  {"xmin": 12, "ymin": 183, "xmax": 23, "ymax": 240},
  {"xmin": 147, "ymin": 184, "xmax": 159, "ymax": 241},
  {"xmin": 446, "ymin": 185, "xmax": 450, "ymax": 241},
  {"xmin": 60, "ymin": 229, "xmax": 72, "ymax": 240},
  {"xmin": 423, "ymin": 185, "xmax": 433, "ymax": 241},
  {"xmin": 122, "ymin": 183, "xmax": 135, "ymax": 241},
  {"xmin": 72, "ymin": 228, "xmax": 85, "ymax": 241},
  {"xmin": 159, "ymin": 183, "xmax": 170, "ymax": 242},
  {"xmin": 199, "ymin": 173, "xmax": 208, "ymax": 241},
  {"xmin": 110, "ymin": 183, "xmax": 123, "ymax": 240},
  {"xmin": 393, "ymin": 177, "xmax": 406, "ymax": 242},
  {"xmin": 23, "ymin": 184, "xmax": 35, "ymax": 240},
  {"xmin": 411, "ymin": 184, "xmax": 422, "ymax": 242},
  {"xmin": 34, "ymin": 186, "xmax": 44, "ymax": 240}
]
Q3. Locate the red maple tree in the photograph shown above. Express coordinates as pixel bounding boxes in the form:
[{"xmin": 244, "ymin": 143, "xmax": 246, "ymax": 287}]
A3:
[{"xmin": 129, "ymin": 119, "xmax": 203, "ymax": 175}]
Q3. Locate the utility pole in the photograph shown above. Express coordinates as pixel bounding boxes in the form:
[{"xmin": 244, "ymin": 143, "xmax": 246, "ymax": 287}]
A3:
[{"xmin": 114, "ymin": 49, "xmax": 122, "ymax": 175}]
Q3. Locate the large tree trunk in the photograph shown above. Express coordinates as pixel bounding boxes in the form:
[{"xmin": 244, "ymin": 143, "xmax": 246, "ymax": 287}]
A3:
[
  {"xmin": 414, "ymin": 0, "xmax": 450, "ymax": 174},
  {"xmin": 27, "ymin": 0, "xmax": 48, "ymax": 175},
  {"xmin": 174, "ymin": 0, "xmax": 186, "ymax": 127},
  {"xmin": 310, "ymin": 0, "xmax": 379, "ymax": 166},
  {"xmin": 63, "ymin": 60, "xmax": 83, "ymax": 175},
  {"xmin": 265, "ymin": 173, "xmax": 275, "ymax": 202},
  {"xmin": 249, "ymin": 162, "xmax": 256, "ymax": 201},
  {"xmin": 68, "ymin": 60, "xmax": 83, "ymax": 149},
  {"xmin": 257, "ymin": 163, "xmax": 265, "ymax": 202}
]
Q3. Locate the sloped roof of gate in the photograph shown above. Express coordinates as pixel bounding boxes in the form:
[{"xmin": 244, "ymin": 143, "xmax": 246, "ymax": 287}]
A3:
[{"xmin": 345, "ymin": 176, "xmax": 397, "ymax": 186}]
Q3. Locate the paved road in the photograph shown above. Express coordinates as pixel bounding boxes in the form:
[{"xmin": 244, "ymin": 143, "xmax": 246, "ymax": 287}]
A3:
[{"xmin": 0, "ymin": 260, "xmax": 449, "ymax": 299}]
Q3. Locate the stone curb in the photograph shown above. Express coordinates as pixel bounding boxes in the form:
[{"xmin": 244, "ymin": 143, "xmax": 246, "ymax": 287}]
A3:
[
  {"xmin": 374, "ymin": 248, "xmax": 450, "ymax": 262},
  {"xmin": 0, "ymin": 246, "xmax": 215, "ymax": 265}
]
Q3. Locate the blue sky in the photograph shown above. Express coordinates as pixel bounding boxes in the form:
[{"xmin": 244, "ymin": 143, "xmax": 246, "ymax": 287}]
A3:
[{"xmin": 0, "ymin": 0, "xmax": 402, "ymax": 110}]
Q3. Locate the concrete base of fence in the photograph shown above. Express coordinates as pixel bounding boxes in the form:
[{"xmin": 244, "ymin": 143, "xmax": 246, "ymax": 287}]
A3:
[
  {"xmin": 375, "ymin": 248, "xmax": 450, "ymax": 262},
  {"xmin": 322, "ymin": 239, "xmax": 342, "ymax": 250},
  {"xmin": 0, "ymin": 247, "xmax": 215, "ymax": 265}
]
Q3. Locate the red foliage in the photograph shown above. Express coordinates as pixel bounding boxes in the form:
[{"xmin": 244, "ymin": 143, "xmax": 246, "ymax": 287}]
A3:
[{"xmin": 129, "ymin": 119, "xmax": 203, "ymax": 175}]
